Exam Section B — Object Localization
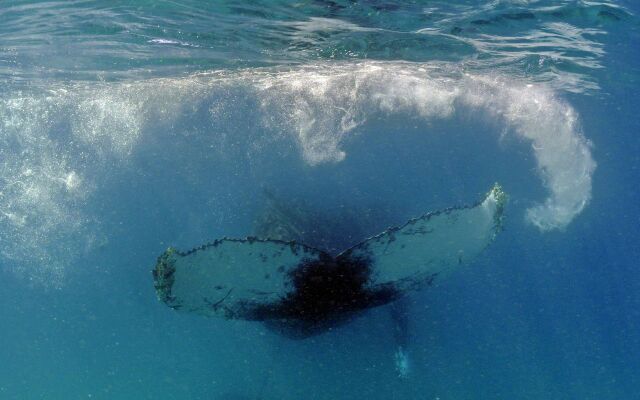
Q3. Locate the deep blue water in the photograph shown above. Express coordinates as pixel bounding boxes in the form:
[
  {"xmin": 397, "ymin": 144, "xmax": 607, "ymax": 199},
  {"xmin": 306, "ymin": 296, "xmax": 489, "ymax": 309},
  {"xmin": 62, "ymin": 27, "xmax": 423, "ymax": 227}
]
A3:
[{"xmin": 1, "ymin": 1, "xmax": 639, "ymax": 399}]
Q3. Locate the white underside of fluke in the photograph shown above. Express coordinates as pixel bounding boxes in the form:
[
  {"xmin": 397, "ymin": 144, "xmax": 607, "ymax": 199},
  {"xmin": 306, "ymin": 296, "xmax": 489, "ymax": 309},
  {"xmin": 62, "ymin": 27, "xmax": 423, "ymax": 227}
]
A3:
[{"xmin": 342, "ymin": 184, "xmax": 506, "ymax": 293}]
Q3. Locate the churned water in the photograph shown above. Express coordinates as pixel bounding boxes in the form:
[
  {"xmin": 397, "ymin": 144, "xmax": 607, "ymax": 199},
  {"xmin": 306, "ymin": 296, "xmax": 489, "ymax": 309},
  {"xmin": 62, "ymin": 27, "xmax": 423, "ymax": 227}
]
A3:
[{"xmin": 0, "ymin": 1, "xmax": 639, "ymax": 399}]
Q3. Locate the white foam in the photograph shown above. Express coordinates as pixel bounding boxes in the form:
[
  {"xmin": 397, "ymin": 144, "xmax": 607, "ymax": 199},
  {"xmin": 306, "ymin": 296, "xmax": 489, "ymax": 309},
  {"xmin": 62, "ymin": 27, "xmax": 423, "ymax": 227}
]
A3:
[
  {"xmin": 0, "ymin": 88, "xmax": 143, "ymax": 284},
  {"xmin": 0, "ymin": 95, "xmax": 86, "ymax": 285},
  {"xmin": 0, "ymin": 80, "xmax": 207, "ymax": 284},
  {"xmin": 247, "ymin": 62, "xmax": 595, "ymax": 230},
  {"xmin": 0, "ymin": 62, "xmax": 595, "ymax": 284}
]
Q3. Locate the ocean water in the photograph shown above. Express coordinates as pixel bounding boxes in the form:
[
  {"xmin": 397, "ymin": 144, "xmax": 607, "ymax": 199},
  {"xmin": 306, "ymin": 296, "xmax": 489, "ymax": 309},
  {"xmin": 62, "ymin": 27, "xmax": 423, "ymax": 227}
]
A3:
[{"xmin": 1, "ymin": 1, "xmax": 639, "ymax": 399}]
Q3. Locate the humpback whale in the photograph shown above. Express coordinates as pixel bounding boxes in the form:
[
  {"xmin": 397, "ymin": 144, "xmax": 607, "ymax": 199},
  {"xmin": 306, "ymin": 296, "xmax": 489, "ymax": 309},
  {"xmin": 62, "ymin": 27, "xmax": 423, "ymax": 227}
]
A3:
[{"xmin": 152, "ymin": 184, "xmax": 506, "ymax": 338}]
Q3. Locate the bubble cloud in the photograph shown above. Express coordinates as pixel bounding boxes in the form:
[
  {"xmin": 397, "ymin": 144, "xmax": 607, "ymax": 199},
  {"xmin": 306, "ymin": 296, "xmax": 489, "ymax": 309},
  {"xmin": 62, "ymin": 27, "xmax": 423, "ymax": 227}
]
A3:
[
  {"xmin": 252, "ymin": 62, "xmax": 595, "ymax": 230},
  {"xmin": 0, "ymin": 62, "xmax": 595, "ymax": 284}
]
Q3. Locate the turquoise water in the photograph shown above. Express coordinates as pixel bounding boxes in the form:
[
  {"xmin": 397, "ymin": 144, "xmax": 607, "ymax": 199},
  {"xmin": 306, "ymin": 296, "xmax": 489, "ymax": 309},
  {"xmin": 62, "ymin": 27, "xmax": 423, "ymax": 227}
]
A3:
[{"xmin": 1, "ymin": 1, "xmax": 639, "ymax": 399}]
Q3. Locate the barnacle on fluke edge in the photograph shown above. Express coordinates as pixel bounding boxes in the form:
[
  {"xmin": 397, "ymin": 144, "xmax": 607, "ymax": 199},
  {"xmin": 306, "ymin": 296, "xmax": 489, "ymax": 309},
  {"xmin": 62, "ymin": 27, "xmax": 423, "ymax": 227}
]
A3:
[
  {"xmin": 152, "ymin": 248, "xmax": 177, "ymax": 306},
  {"xmin": 152, "ymin": 184, "xmax": 506, "ymax": 338}
]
